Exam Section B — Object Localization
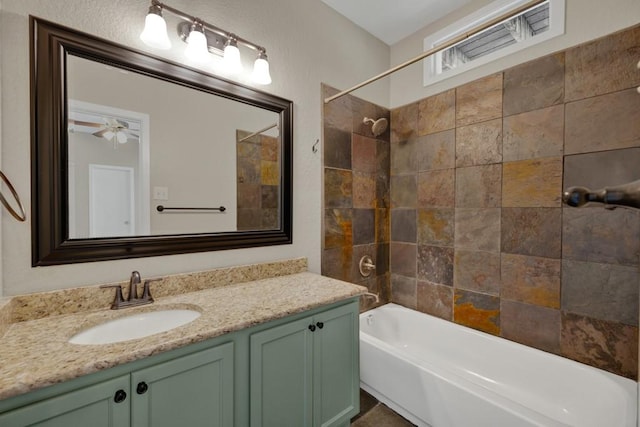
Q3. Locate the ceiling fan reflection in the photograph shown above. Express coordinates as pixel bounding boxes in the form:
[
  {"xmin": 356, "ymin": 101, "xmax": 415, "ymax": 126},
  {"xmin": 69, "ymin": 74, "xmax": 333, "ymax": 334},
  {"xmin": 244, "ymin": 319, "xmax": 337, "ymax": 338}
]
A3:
[{"xmin": 68, "ymin": 117, "xmax": 140, "ymax": 147}]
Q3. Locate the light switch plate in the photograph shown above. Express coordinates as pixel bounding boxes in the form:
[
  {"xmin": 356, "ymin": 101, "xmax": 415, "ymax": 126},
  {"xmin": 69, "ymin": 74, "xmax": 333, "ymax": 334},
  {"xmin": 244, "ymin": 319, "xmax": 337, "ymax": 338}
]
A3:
[{"xmin": 153, "ymin": 186, "xmax": 169, "ymax": 200}]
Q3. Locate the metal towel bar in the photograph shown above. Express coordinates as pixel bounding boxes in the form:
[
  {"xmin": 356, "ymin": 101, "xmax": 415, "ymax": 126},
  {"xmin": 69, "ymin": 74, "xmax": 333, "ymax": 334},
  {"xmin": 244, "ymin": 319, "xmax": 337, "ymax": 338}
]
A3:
[
  {"xmin": 0, "ymin": 170, "xmax": 26, "ymax": 222},
  {"xmin": 156, "ymin": 205, "xmax": 226, "ymax": 212}
]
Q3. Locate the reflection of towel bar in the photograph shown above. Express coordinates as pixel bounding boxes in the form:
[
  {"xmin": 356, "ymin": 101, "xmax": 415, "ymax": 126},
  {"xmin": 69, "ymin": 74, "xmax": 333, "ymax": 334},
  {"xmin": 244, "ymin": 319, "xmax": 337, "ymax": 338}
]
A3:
[{"xmin": 156, "ymin": 205, "xmax": 226, "ymax": 212}]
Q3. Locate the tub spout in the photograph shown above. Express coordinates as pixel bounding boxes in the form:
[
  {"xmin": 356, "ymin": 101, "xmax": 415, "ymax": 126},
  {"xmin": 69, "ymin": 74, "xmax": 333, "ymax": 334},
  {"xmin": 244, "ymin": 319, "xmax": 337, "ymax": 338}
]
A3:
[
  {"xmin": 562, "ymin": 179, "xmax": 640, "ymax": 210},
  {"xmin": 363, "ymin": 292, "xmax": 380, "ymax": 303}
]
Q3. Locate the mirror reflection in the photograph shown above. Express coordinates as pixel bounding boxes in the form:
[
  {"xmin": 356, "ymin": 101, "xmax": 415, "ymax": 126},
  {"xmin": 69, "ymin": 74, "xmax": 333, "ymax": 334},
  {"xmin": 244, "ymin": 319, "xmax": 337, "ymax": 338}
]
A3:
[{"xmin": 66, "ymin": 55, "xmax": 280, "ymax": 239}]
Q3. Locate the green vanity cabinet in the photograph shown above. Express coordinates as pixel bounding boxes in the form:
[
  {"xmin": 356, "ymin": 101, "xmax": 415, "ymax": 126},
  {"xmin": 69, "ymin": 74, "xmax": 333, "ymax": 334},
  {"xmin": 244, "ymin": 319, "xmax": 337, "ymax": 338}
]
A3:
[
  {"xmin": 249, "ymin": 302, "xmax": 359, "ymax": 427},
  {"xmin": 250, "ymin": 316, "xmax": 313, "ymax": 426},
  {"xmin": 0, "ymin": 343, "xmax": 234, "ymax": 427},
  {"xmin": 0, "ymin": 375, "xmax": 131, "ymax": 427},
  {"xmin": 0, "ymin": 298, "xmax": 359, "ymax": 427},
  {"xmin": 312, "ymin": 302, "xmax": 359, "ymax": 427},
  {"xmin": 131, "ymin": 342, "xmax": 234, "ymax": 427}
]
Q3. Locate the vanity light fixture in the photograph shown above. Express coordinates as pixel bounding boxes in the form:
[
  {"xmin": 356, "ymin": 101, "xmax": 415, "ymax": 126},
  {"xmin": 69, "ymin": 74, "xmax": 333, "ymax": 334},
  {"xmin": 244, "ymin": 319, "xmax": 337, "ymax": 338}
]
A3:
[
  {"xmin": 222, "ymin": 36, "xmax": 243, "ymax": 74},
  {"xmin": 252, "ymin": 50, "xmax": 272, "ymax": 85},
  {"xmin": 139, "ymin": 2, "xmax": 171, "ymax": 50},
  {"xmin": 184, "ymin": 21, "xmax": 210, "ymax": 63},
  {"xmin": 140, "ymin": 0, "xmax": 272, "ymax": 85}
]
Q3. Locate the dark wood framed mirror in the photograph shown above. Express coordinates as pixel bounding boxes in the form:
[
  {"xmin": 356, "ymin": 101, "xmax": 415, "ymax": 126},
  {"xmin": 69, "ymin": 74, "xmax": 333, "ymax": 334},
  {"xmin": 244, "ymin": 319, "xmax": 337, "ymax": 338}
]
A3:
[{"xmin": 30, "ymin": 17, "xmax": 293, "ymax": 266}]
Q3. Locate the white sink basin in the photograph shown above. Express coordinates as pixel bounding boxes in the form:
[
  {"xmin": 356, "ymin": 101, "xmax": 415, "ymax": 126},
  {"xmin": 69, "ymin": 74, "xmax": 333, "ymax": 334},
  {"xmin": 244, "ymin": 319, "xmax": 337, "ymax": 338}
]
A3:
[{"xmin": 69, "ymin": 309, "xmax": 201, "ymax": 345}]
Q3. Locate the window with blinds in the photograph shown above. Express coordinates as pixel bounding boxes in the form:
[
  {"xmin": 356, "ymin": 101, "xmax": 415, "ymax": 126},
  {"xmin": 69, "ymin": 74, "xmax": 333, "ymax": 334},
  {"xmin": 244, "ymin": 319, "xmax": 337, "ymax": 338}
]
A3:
[{"xmin": 423, "ymin": 0, "xmax": 564, "ymax": 85}]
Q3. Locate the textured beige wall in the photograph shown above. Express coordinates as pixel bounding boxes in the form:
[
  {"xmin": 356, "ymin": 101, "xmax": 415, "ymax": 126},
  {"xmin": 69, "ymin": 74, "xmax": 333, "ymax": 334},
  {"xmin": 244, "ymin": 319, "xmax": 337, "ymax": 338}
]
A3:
[
  {"xmin": 389, "ymin": 0, "xmax": 640, "ymax": 107},
  {"xmin": 0, "ymin": 0, "xmax": 389, "ymax": 295},
  {"xmin": 0, "ymin": 0, "xmax": 3, "ymax": 297}
]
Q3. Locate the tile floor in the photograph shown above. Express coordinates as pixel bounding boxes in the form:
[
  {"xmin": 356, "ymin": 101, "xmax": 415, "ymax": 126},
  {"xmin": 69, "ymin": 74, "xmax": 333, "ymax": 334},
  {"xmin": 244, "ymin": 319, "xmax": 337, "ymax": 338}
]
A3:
[
  {"xmin": 351, "ymin": 404, "xmax": 415, "ymax": 427},
  {"xmin": 351, "ymin": 389, "xmax": 416, "ymax": 427}
]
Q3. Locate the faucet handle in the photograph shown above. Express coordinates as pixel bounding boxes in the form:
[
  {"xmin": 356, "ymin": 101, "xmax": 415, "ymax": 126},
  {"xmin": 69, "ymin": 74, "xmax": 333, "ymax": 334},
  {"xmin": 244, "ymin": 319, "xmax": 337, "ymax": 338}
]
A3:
[
  {"xmin": 100, "ymin": 284, "xmax": 125, "ymax": 310},
  {"xmin": 141, "ymin": 279, "xmax": 161, "ymax": 302}
]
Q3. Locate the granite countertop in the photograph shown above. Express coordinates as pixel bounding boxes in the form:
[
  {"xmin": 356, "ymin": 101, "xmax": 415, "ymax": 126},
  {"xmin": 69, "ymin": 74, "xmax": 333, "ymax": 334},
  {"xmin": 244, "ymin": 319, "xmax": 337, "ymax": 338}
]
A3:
[{"xmin": 0, "ymin": 271, "xmax": 365, "ymax": 401}]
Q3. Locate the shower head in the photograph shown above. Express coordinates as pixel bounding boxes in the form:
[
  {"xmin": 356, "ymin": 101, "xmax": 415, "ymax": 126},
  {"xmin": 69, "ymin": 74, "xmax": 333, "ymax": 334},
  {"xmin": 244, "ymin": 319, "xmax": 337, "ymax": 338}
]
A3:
[{"xmin": 363, "ymin": 117, "xmax": 388, "ymax": 137}]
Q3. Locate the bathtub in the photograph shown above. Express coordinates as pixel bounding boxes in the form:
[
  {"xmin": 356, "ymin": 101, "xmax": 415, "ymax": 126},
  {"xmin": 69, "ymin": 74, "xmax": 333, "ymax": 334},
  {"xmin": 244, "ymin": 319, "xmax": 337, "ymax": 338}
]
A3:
[{"xmin": 359, "ymin": 303, "xmax": 637, "ymax": 427}]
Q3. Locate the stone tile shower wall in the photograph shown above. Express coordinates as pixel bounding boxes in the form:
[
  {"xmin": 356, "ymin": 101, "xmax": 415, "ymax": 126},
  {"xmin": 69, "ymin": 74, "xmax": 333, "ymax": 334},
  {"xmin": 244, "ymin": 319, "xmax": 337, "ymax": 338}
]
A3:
[
  {"xmin": 389, "ymin": 25, "xmax": 640, "ymax": 379},
  {"xmin": 321, "ymin": 85, "xmax": 391, "ymax": 310},
  {"xmin": 236, "ymin": 131, "xmax": 280, "ymax": 230}
]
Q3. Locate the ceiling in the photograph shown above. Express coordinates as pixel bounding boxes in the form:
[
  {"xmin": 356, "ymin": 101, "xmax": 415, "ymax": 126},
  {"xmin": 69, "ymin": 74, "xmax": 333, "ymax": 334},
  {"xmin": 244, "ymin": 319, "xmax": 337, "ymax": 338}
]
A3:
[{"xmin": 321, "ymin": 0, "xmax": 475, "ymax": 45}]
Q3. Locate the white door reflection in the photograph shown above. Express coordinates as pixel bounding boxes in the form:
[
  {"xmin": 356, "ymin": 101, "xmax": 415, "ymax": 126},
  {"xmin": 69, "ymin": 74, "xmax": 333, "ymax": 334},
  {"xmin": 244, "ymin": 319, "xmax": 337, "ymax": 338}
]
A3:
[
  {"xmin": 89, "ymin": 164, "xmax": 135, "ymax": 237},
  {"xmin": 67, "ymin": 100, "xmax": 150, "ymax": 238}
]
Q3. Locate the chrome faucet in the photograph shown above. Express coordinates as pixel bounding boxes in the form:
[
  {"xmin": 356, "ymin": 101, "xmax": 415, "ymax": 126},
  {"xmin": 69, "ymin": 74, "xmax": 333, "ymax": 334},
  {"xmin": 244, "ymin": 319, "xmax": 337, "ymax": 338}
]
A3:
[
  {"xmin": 128, "ymin": 271, "xmax": 142, "ymax": 301},
  {"xmin": 100, "ymin": 271, "xmax": 159, "ymax": 310}
]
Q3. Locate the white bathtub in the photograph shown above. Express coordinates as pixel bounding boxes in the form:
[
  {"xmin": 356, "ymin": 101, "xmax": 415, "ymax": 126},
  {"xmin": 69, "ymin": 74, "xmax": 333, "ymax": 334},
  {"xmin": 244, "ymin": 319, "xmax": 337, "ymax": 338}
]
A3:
[{"xmin": 360, "ymin": 303, "xmax": 637, "ymax": 427}]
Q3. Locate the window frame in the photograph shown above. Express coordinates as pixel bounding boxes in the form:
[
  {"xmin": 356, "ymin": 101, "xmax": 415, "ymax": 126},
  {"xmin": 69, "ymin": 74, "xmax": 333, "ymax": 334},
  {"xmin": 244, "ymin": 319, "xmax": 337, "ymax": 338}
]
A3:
[{"xmin": 423, "ymin": 0, "xmax": 565, "ymax": 86}]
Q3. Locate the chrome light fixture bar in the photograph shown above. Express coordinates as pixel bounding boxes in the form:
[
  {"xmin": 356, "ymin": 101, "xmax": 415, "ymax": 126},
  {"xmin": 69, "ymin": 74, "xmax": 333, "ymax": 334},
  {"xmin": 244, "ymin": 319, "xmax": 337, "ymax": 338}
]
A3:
[{"xmin": 140, "ymin": 0, "xmax": 272, "ymax": 85}]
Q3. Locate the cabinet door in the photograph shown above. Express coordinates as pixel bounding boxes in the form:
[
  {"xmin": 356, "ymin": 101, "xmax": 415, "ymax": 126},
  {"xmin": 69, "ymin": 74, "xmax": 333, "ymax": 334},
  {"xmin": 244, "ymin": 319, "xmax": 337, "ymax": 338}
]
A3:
[
  {"xmin": 0, "ymin": 375, "xmax": 130, "ymax": 427},
  {"xmin": 131, "ymin": 342, "xmax": 234, "ymax": 427},
  {"xmin": 250, "ymin": 316, "xmax": 314, "ymax": 427},
  {"xmin": 313, "ymin": 302, "xmax": 359, "ymax": 427}
]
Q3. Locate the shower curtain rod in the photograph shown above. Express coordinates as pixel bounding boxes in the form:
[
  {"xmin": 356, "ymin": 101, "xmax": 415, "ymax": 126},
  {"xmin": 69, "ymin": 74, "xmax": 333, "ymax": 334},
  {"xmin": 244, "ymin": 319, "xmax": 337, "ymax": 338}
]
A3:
[
  {"xmin": 237, "ymin": 122, "xmax": 279, "ymax": 142},
  {"xmin": 324, "ymin": 0, "xmax": 546, "ymax": 104}
]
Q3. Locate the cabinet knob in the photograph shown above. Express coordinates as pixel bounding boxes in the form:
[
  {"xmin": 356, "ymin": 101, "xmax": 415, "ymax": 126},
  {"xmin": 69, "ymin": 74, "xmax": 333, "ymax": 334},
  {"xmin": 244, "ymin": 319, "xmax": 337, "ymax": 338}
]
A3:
[
  {"xmin": 308, "ymin": 324, "xmax": 316, "ymax": 332},
  {"xmin": 114, "ymin": 389, "xmax": 127, "ymax": 403},
  {"xmin": 316, "ymin": 322, "xmax": 324, "ymax": 329},
  {"xmin": 136, "ymin": 381, "xmax": 149, "ymax": 394}
]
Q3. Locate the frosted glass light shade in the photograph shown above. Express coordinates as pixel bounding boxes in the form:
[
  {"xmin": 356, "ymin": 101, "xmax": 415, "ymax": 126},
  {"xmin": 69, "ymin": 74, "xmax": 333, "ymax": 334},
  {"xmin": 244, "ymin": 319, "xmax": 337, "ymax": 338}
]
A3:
[
  {"xmin": 185, "ymin": 29, "xmax": 210, "ymax": 63},
  {"xmin": 140, "ymin": 13, "xmax": 171, "ymax": 50},
  {"xmin": 222, "ymin": 43, "xmax": 242, "ymax": 74},
  {"xmin": 251, "ymin": 57, "xmax": 272, "ymax": 85},
  {"xmin": 102, "ymin": 130, "xmax": 115, "ymax": 141},
  {"xmin": 116, "ymin": 131, "xmax": 128, "ymax": 144}
]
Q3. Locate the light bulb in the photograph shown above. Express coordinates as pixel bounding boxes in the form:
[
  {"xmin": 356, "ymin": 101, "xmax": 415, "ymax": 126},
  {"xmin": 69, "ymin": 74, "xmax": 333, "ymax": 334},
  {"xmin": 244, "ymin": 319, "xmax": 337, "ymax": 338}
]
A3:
[
  {"xmin": 116, "ymin": 131, "xmax": 128, "ymax": 144},
  {"xmin": 103, "ymin": 130, "xmax": 115, "ymax": 141},
  {"xmin": 222, "ymin": 39, "xmax": 242, "ymax": 74},
  {"xmin": 185, "ymin": 25, "xmax": 210, "ymax": 63},
  {"xmin": 140, "ymin": 7, "xmax": 171, "ymax": 50},
  {"xmin": 251, "ymin": 51, "xmax": 272, "ymax": 85}
]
